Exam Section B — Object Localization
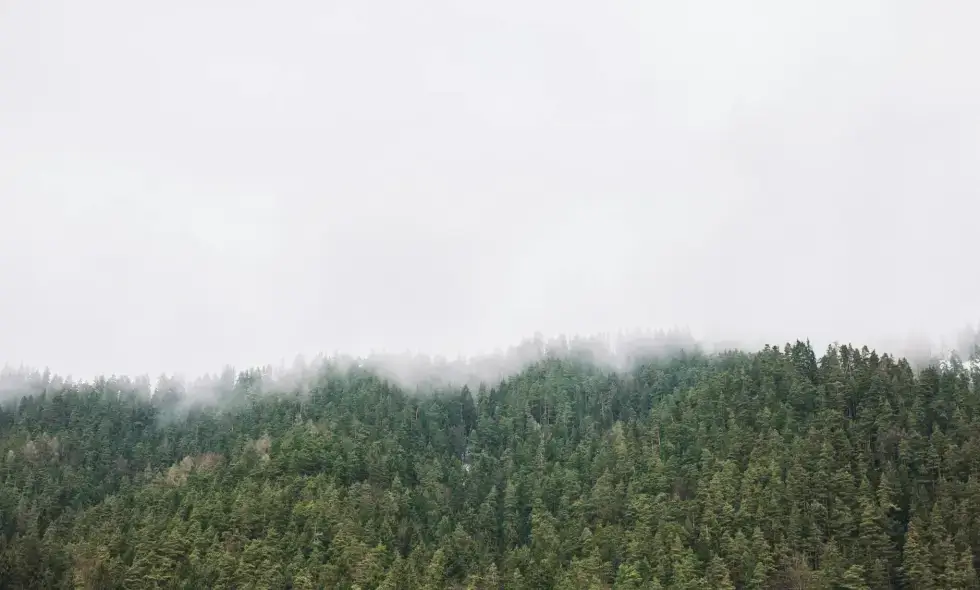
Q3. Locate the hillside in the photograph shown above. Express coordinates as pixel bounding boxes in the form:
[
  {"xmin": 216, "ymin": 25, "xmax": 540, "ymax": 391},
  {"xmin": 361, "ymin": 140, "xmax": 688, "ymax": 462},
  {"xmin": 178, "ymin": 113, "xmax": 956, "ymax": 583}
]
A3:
[{"xmin": 2, "ymin": 342, "xmax": 980, "ymax": 589}]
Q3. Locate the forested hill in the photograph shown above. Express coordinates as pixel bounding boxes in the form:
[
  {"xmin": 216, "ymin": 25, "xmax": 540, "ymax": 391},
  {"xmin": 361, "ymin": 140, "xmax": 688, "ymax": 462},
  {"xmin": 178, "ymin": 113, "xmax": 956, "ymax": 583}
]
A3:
[{"xmin": 1, "ymin": 343, "xmax": 980, "ymax": 589}]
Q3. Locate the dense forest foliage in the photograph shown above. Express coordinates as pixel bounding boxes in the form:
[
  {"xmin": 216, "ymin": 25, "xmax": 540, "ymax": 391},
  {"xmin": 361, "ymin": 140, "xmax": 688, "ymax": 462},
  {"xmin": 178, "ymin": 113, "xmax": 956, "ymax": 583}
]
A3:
[{"xmin": 1, "ymin": 340, "xmax": 980, "ymax": 589}]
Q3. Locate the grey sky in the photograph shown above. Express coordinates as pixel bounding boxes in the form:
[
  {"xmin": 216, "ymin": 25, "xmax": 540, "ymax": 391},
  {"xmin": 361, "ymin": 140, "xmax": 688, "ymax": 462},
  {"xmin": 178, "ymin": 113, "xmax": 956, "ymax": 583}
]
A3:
[{"xmin": 1, "ymin": 0, "xmax": 978, "ymax": 379}]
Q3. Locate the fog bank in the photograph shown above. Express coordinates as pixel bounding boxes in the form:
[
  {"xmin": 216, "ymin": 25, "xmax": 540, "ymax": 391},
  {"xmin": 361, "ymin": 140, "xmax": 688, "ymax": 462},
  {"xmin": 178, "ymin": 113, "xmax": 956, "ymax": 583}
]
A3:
[{"xmin": 1, "ymin": 1, "xmax": 978, "ymax": 379}]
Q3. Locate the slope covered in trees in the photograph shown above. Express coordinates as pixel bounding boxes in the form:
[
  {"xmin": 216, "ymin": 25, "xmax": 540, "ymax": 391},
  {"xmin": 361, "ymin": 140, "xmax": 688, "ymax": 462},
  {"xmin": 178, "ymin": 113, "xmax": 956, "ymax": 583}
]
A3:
[{"xmin": 1, "ymin": 341, "xmax": 980, "ymax": 588}]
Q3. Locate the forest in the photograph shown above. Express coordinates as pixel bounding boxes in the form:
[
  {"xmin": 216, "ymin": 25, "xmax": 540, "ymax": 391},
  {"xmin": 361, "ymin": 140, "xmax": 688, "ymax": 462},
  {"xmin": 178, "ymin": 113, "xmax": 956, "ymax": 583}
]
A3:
[{"xmin": 2, "ymin": 339, "xmax": 980, "ymax": 589}]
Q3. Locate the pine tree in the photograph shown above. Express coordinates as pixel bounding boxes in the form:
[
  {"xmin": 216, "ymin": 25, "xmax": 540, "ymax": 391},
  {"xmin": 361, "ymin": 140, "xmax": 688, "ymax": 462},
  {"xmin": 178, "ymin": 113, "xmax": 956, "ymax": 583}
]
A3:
[
  {"xmin": 949, "ymin": 547, "xmax": 979, "ymax": 590},
  {"xmin": 704, "ymin": 555, "xmax": 735, "ymax": 590},
  {"xmin": 903, "ymin": 519, "xmax": 935, "ymax": 590},
  {"xmin": 840, "ymin": 564, "xmax": 870, "ymax": 590}
]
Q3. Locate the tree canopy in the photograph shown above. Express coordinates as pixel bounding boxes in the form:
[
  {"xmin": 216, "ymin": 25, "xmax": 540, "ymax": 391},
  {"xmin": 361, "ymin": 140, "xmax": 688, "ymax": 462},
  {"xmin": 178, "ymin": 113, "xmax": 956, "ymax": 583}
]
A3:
[{"xmin": 1, "ymin": 341, "xmax": 979, "ymax": 588}]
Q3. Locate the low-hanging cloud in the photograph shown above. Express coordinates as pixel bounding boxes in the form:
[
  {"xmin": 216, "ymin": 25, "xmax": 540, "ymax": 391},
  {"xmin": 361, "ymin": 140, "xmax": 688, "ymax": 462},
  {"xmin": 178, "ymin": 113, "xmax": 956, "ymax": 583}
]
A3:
[{"xmin": 1, "ymin": 0, "xmax": 978, "ymax": 381}]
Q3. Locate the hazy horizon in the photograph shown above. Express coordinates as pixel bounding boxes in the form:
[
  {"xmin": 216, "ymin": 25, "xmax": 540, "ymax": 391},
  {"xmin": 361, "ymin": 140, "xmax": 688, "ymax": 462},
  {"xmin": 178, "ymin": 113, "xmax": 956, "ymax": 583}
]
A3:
[{"xmin": 2, "ymin": 1, "xmax": 978, "ymax": 380}]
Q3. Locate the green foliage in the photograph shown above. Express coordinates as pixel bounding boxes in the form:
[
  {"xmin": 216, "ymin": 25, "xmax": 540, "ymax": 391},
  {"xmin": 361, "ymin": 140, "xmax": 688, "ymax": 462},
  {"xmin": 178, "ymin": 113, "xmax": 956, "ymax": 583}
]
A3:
[{"xmin": 1, "ymin": 342, "xmax": 979, "ymax": 588}]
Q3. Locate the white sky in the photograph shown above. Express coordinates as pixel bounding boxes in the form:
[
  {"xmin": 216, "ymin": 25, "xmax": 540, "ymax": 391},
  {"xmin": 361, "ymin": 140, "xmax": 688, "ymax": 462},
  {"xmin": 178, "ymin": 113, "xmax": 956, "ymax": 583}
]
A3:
[{"xmin": 1, "ymin": 0, "xmax": 978, "ymax": 379}]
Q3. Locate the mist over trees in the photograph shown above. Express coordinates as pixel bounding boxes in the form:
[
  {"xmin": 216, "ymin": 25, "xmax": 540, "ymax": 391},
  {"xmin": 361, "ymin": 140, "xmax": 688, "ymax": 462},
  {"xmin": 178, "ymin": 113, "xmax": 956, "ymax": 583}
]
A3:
[
  {"xmin": 1, "ymin": 329, "xmax": 701, "ymax": 405},
  {"xmin": 1, "ymin": 335, "xmax": 980, "ymax": 588}
]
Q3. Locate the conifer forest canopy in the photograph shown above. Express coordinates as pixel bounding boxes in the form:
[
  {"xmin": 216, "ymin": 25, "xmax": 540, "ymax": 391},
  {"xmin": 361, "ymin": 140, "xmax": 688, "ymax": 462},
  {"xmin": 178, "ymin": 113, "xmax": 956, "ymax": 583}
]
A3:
[
  {"xmin": 2, "ymin": 340, "xmax": 980, "ymax": 588},
  {"xmin": 2, "ymin": 2, "xmax": 980, "ymax": 589}
]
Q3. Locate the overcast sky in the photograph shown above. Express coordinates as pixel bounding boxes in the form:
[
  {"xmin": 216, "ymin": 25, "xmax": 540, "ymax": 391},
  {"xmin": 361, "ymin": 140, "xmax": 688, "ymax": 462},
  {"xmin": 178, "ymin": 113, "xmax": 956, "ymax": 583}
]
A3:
[{"xmin": 1, "ymin": 0, "xmax": 978, "ymax": 379}]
